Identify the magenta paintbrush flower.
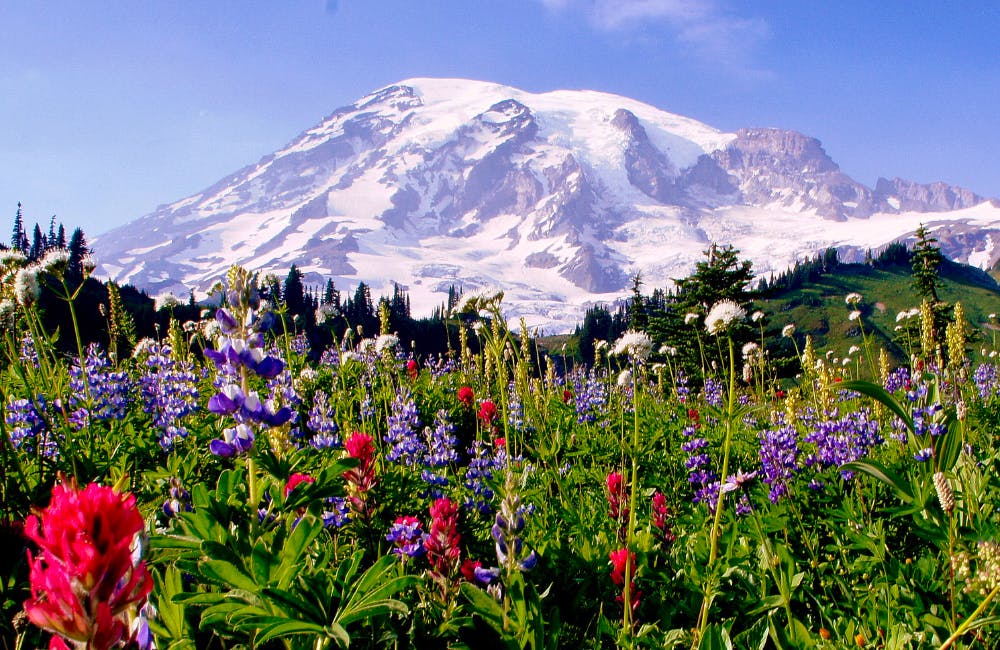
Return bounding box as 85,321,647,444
23,478,152,650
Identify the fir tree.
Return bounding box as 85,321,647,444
674,243,754,311
911,223,943,302
11,202,28,252
29,223,44,261
67,227,90,279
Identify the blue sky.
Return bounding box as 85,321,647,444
2,1,998,238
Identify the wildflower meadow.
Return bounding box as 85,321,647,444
3,251,1000,649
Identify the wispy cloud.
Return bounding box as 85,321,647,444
539,0,770,76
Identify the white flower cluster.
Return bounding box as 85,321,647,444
704,300,745,335
845,292,863,305
612,330,653,361
895,307,921,323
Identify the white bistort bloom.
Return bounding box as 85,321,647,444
617,369,633,387
845,292,863,305
155,293,182,311
751,310,765,322
40,249,71,276
13,267,40,306
612,330,653,360
704,300,745,335
782,324,796,338
848,310,862,321
742,342,760,359
684,312,699,325
375,334,400,354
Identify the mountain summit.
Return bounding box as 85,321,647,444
95,78,1000,331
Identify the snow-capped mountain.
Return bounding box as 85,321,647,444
95,78,1000,332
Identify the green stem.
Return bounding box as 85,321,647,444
695,336,738,645
939,584,1000,650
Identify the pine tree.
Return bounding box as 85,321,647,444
56,224,66,249
911,223,943,302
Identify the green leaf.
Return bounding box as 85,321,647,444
841,459,914,503
246,618,328,645
840,380,914,432
199,559,259,592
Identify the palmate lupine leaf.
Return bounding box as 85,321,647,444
332,552,414,627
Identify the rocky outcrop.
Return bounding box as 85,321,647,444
874,177,987,212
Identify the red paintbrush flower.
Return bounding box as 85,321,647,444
457,386,474,408
23,478,151,650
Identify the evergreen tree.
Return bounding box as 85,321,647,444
56,223,66,249
626,272,647,329
11,202,28,252
29,223,44,261
47,215,57,249
674,243,754,311
911,223,943,302
283,265,306,318
67,227,90,279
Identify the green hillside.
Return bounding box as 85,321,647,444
755,256,1000,370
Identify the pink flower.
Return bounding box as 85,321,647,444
651,491,676,545
284,473,315,498
609,548,641,618
23,479,152,650
406,359,418,381
424,497,461,580
477,400,498,426
343,432,377,519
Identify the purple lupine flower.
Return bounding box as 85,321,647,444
803,408,882,480
682,424,720,507
758,423,800,503
675,369,690,403
913,404,946,437
703,377,723,408
571,368,608,424
884,367,913,394
67,343,132,429
19,333,38,368
322,497,351,528
492,491,537,572
209,423,255,457
5,396,48,451
307,389,340,449
386,516,427,558
420,409,459,495
162,477,192,518
139,342,199,450
464,440,508,514
914,447,933,462
319,347,341,367
384,387,424,465
974,363,1000,400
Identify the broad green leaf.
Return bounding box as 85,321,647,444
841,460,914,503
840,380,913,432
199,559,259,592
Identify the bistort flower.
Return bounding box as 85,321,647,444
705,300,745,335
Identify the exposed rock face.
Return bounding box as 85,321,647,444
874,177,988,212
94,78,998,332
711,128,878,220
